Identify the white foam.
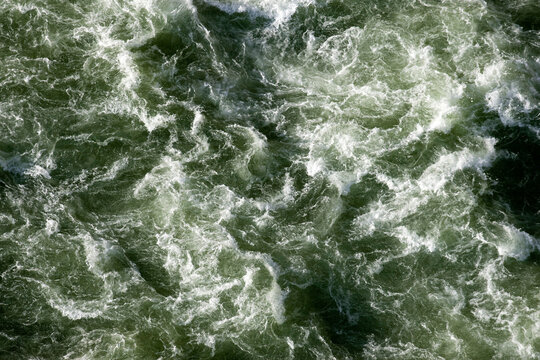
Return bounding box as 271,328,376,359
306,157,324,177
393,226,436,253
116,51,139,90
417,137,496,192
266,280,286,324
24,164,51,179
262,256,287,324
475,61,506,88
328,171,358,196
48,299,104,320
190,109,205,136
133,156,186,198
496,225,539,261
141,112,176,132
45,219,58,235
427,83,465,133
78,158,126,185
473,53,539,129
202,0,312,25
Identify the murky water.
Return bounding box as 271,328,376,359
1,0,539,358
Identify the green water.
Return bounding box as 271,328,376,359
1,0,539,358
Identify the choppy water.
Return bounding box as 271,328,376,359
1,0,539,358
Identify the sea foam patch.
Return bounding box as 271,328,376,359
202,0,312,25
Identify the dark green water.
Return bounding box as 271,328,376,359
1,0,539,358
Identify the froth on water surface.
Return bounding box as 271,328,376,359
0,0,539,358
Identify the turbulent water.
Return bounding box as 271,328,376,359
1,0,539,358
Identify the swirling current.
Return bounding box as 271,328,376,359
1,0,539,359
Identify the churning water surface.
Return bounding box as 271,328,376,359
0,0,539,358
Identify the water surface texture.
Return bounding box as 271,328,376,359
1,0,539,358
